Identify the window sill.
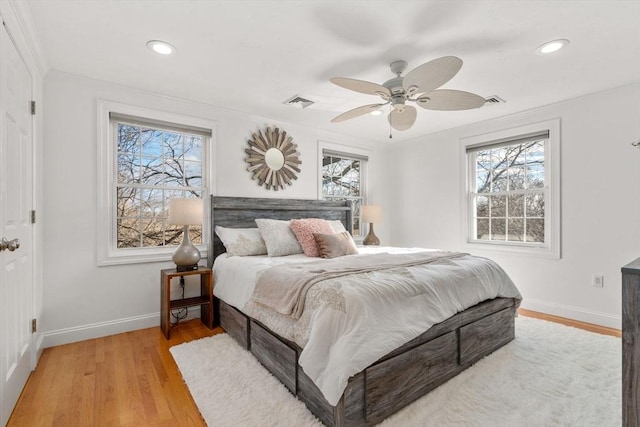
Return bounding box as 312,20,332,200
463,240,560,259
97,246,208,267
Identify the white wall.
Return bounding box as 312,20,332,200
41,70,639,345
41,70,391,347
389,83,640,328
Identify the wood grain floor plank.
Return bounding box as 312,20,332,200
7,311,615,426
9,319,220,426
518,308,621,337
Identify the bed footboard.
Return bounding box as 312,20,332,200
217,297,517,426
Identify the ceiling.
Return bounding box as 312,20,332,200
24,0,640,144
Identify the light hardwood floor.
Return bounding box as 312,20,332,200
8,319,221,426
518,308,621,337
7,310,620,426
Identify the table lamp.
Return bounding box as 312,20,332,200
361,205,381,246
168,198,203,271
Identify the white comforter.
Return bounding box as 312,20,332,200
213,247,521,406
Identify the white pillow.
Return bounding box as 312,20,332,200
255,219,303,257
214,226,267,256
329,220,347,233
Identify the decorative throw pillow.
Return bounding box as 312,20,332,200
290,218,335,257
313,231,359,259
328,220,347,233
255,219,303,257
214,226,267,256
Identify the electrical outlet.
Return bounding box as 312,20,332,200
592,274,604,288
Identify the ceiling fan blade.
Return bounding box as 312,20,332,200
416,89,486,110
330,77,391,98
331,103,386,123
402,56,463,95
388,105,417,131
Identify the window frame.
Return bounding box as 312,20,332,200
460,119,561,258
318,141,371,240
97,100,216,266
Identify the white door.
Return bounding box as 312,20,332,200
0,20,34,426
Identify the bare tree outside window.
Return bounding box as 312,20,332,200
322,154,364,236
115,121,204,248
471,139,546,244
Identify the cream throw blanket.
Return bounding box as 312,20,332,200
250,251,466,319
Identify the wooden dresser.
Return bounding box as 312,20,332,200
622,258,640,427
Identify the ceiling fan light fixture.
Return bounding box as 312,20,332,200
146,40,176,55
330,56,483,132
536,39,569,54
391,98,406,112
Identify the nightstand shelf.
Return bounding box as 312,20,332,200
170,295,210,309
161,267,214,339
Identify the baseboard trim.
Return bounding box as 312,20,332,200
42,313,155,348
519,298,621,330
43,307,204,348
42,300,620,347
42,313,160,348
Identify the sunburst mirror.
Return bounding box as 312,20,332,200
244,126,301,191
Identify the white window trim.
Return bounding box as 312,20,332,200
97,99,217,266
317,141,372,240
459,118,561,258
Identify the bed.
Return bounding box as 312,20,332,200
207,196,521,426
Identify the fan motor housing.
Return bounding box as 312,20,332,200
383,76,405,95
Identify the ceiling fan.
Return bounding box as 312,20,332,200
330,56,485,132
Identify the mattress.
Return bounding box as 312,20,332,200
213,246,438,310
213,246,521,405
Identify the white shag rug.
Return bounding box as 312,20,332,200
169,317,621,427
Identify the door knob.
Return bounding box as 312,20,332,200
0,237,20,252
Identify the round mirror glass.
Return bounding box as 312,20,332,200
264,148,285,171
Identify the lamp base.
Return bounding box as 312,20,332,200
363,223,380,246
173,225,201,271
176,264,199,272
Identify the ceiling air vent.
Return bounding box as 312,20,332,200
484,95,506,105
283,95,315,109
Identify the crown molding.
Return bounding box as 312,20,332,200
1,0,49,77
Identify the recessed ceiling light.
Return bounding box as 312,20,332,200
370,109,383,116
146,40,176,55
536,39,569,54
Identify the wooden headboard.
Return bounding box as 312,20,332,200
208,196,352,267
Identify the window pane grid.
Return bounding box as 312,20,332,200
471,139,546,244
322,156,361,197
322,153,365,236
115,121,204,249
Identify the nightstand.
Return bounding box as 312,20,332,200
160,266,213,339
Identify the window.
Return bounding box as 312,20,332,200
97,101,216,265
320,148,368,237
114,115,206,249
469,134,546,243
461,119,560,258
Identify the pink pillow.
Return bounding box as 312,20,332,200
290,218,335,257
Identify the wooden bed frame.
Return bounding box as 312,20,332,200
207,196,518,426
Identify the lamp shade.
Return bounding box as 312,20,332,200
361,205,382,223
168,198,203,225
